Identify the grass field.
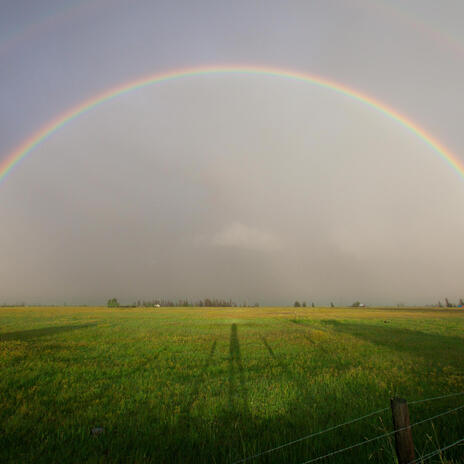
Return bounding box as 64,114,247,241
1,306,463,463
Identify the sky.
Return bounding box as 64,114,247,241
0,0,463,306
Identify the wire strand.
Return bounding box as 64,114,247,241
409,391,464,405
297,404,464,464
231,407,389,463
407,437,464,464
232,393,464,464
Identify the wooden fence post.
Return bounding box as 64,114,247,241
391,397,415,464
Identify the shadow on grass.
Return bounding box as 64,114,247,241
261,335,321,406
99,345,167,383
321,319,464,368
0,323,98,342
229,323,249,415
261,336,277,359
134,335,400,464
3,324,463,464
167,327,252,461
180,340,217,418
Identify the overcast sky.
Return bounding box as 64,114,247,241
1,0,464,305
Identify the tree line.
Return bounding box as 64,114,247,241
107,298,243,308
107,297,464,309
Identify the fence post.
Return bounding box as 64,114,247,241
391,397,415,464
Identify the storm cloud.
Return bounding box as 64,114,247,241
1,0,463,305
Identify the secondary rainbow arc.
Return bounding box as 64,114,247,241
1,65,463,185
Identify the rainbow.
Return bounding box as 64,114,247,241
1,65,463,185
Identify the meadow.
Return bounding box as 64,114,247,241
1,306,463,463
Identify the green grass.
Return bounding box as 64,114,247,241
1,306,463,463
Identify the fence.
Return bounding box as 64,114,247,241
232,391,464,464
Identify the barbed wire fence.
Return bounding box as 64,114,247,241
232,391,464,464
407,437,464,464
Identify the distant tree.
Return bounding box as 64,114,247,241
253,302,260,307
351,301,361,307
294,301,301,307
302,301,307,307
311,302,315,308
330,302,335,308
107,298,120,308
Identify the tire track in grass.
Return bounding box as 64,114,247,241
261,335,316,393
259,335,319,461
258,334,377,462
288,320,331,355
179,339,217,419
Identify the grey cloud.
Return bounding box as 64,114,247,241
211,222,283,252
0,1,463,305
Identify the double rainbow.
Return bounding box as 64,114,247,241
1,65,463,185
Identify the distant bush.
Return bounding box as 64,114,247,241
107,298,120,308
294,301,301,307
